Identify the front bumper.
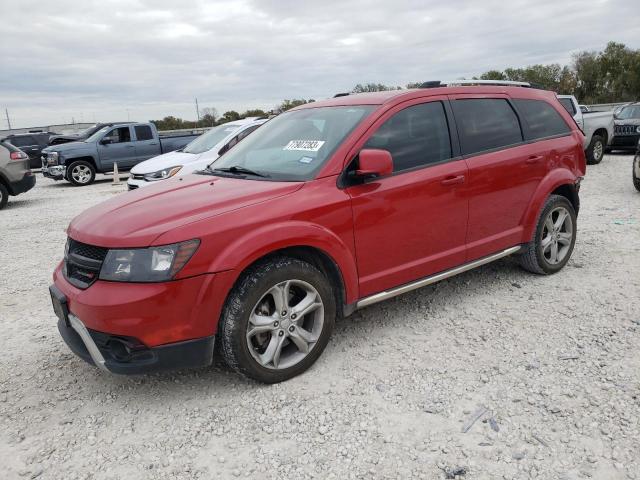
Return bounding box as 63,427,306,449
610,133,640,150
57,315,215,374
126,176,153,190
42,164,66,180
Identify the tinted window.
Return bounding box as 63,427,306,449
134,125,153,141
452,99,523,155
364,102,452,172
104,127,131,143
10,136,36,147
559,98,576,115
514,99,571,139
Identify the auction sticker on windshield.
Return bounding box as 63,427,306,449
283,140,325,152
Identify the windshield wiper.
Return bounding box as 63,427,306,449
211,166,269,178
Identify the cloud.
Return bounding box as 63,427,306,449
0,0,638,128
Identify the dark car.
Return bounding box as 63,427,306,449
48,123,131,146
3,132,53,169
610,103,640,152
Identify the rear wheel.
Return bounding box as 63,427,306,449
633,153,640,192
519,195,577,274
0,183,8,210
219,256,336,383
586,135,605,165
66,160,96,186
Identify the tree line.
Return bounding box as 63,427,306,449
151,42,638,130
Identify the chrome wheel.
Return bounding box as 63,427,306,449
541,206,573,265
247,279,324,370
71,165,92,184
593,140,603,161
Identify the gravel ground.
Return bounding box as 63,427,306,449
1,156,639,480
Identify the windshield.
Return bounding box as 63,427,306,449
183,124,241,154
208,106,375,181
85,126,110,143
617,105,640,120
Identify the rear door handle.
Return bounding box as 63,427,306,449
440,175,465,186
526,155,544,164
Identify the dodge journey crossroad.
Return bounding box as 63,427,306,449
50,82,586,383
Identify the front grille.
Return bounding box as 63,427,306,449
614,124,638,136
64,239,108,289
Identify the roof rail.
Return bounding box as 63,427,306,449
418,79,537,89
333,92,350,98
443,80,532,87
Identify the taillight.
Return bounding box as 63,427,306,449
10,151,27,161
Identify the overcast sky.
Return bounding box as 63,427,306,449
0,0,638,128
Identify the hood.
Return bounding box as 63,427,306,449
67,174,303,247
43,141,89,154
130,150,201,174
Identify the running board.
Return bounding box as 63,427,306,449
356,246,522,309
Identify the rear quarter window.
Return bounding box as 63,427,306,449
451,99,523,156
134,125,154,141
513,99,571,140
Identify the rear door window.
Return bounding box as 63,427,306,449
134,125,154,141
364,101,452,172
451,99,523,156
513,99,571,140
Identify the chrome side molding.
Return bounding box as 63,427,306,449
356,246,522,309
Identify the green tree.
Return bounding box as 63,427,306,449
219,110,241,123
277,99,315,112
352,83,400,93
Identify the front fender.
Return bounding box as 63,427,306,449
206,221,359,305
521,168,578,241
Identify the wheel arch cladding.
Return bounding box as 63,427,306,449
521,169,579,241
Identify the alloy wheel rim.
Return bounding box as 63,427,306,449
541,206,573,265
246,279,324,370
593,141,603,160
72,165,91,184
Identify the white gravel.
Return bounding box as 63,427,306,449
1,156,639,480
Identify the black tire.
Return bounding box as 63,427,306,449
519,194,577,275
219,256,336,383
66,160,96,186
0,182,8,210
633,154,640,192
585,135,605,165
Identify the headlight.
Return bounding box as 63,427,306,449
143,166,182,181
99,239,199,282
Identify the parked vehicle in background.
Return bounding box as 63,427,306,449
579,105,591,113
610,103,640,153
558,95,614,164
0,140,36,210
51,83,586,382
3,132,53,169
633,140,640,192
48,123,130,146
127,117,268,190
41,122,201,186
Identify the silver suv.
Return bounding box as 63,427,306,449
0,140,36,210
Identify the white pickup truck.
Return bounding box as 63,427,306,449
558,95,614,165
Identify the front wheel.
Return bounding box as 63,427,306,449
586,135,605,165
218,257,336,383
633,153,640,192
66,160,96,186
519,195,577,275
0,183,8,210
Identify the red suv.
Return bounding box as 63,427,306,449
50,83,586,383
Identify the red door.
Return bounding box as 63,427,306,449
448,95,547,260
346,99,469,298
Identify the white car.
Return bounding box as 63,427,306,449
127,117,268,190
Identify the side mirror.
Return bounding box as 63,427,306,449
354,149,393,178
100,138,112,145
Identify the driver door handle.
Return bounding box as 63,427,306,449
440,175,465,186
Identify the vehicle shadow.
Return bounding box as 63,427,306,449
56,257,533,398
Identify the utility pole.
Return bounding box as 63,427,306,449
195,98,200,125
5,108,11,130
